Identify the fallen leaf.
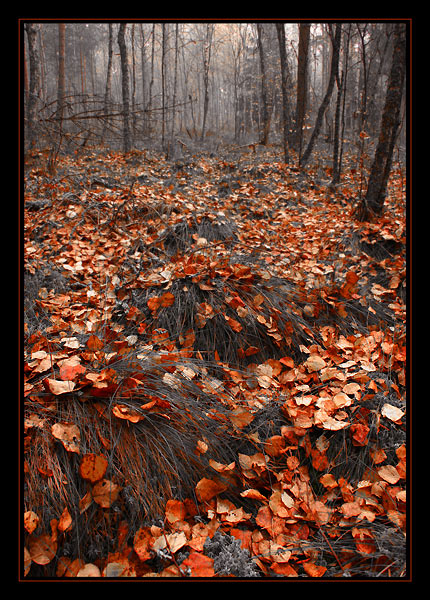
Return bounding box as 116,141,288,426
182,551,215,577
76,563,102,577
43,378,76,395
79,453,108,483
92,479,121,508
381,403,404,422
165,499,187,524
24,511,39,534
195,477,227,502
304,355,327,372
58,506,72,532
378,465,401,484
51,422,81,453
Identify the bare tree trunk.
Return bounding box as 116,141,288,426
201,24,214,141
118,23,131,152
359,24,406,219
161,23,167,150
332,24,351,185
170,23,179,143
24,23,41,148
102,23,113,144
300,23,342,167
256,23,270,145
57,23,66,124
295,23,311,157
276,23,290,164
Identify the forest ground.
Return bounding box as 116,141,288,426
23,142,407,579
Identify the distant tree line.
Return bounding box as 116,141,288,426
23,20,407,218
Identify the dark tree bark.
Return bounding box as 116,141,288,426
332,24,351,185
24,23,41,147
295,23,311,157
276,23,290,164
118,23,131,153
256,23,271,145
300,23,342,167
360,24,406,219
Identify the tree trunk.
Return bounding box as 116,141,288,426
276,23,290,164
57,23,66,124
118,23,131,153
295,23,311,157
256,23,270,145
359,24,406,219
201,24,214,141
300,23,342,167
102,23,113,143
25,23,41,148
332,24,351,185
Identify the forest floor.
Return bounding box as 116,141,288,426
23,143,407,579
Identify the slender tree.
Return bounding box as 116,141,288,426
24,23,41,147
256,23,271,145
276,23,290,163
359,23,406,219
201,24,214,140
102,23,113,143
300,23,342,167
117,23,131,152
57,23,66,124
295,23,311,157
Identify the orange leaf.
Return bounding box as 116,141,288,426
165,499,187,524
304,354,326,372
28,534,57,565
147,296,161,311
133,527,154,562
92,479,121,508
378,465,401,484
160,292,175,307
58,507,72,532
350,423,370,446
43,377,76,395
112,404,145,423
195,477,226,502
87,334,104,351
24,511,39,534
303,561,327,577
224,314,243,332
229,407,254,429
79,453,108,483
181,551,215,577
51,422,80,453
